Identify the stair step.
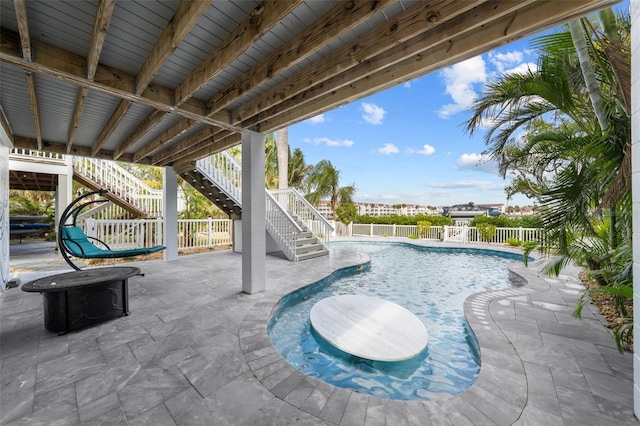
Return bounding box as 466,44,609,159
298,231,313,239
297,248,330,261
296,242,324,254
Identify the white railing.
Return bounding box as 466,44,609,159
346,224,541,245
269,188,334,242
85,218,232,250
196,151,327,260
265,191,302,261
10,148,65,161
194,151,242,205
73,157,163,217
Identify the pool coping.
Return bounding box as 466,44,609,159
238,239,540,424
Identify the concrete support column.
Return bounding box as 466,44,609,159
0,140,10,293
55,157,73,232
631,0,639,418
241,130,266,294
163,166,178,262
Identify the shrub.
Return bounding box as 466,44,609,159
408,234,419,239
506,237,522,247
355,214,452,226
416,221,431,238
477,223,497,242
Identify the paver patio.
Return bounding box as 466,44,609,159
0,239,637,425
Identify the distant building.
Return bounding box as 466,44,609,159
311,200,507,221
311,201,443,219
443,202,501,225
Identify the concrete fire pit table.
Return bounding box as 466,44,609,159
22,266,142,334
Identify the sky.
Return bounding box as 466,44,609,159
286,3,627,208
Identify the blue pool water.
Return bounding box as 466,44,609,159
267,242,525,401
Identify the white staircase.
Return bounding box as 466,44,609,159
186,151,332,262
73,157,164,218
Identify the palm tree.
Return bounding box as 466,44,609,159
276,127,289,189
304,160,355,218
288,148,312,189
264,133,278,189
465,9,631,349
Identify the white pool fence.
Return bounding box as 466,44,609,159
85,218,542,251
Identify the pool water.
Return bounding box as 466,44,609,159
267,242,525,401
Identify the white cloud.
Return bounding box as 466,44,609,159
377,143,399,154
406,144,435,156
403,81,412,88
303,137,354,147
437,56,487,119
489,51,523,73
361,102,386,125
306,114,326,124
503,62,537,76
456,153,499,174
417,144,435,155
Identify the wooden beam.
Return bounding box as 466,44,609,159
103,0,208,159
0,103,14,144
0,28,236,131
148,0,392,168
174,0,302,107
136,0,210,94
68,0,115,153
13,0,30,61
242,0,521,128
150,125,219,166
24,72,42,150
205,0,394,117
231,0,483,124
86,0,116,80
255,0,621,133
113,110,166,160
132,118,196,162
119,0,281,162
67,87,88,153
91,100,130,156
171,133,242,171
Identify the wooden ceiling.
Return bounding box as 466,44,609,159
0,0,619,174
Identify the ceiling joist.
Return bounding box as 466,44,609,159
231,0,487,126
2,0,620,169
67,0,116,153
12,0,30,61
253,0,620,133
100,0,210,159
0,28,235,131
126,0,301,163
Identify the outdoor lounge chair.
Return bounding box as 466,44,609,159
58,189,165,270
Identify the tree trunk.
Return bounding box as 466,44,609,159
569,19,607,132
276,127,288,189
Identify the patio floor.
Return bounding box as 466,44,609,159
1,239,637,425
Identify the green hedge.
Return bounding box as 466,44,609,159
354,214,453,226
469,215,541,228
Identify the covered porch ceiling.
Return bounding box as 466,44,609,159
0,0,619,175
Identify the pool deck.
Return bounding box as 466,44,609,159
1,238,637,425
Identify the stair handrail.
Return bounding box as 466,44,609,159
73,157,163,217
194,151,242,205
265,190,302,262
269,187,334,241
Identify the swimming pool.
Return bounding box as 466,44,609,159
267,241,526,401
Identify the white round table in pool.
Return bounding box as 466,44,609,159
309,295,429,362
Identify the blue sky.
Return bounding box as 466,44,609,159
287,3,627,208
287,41,539,208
